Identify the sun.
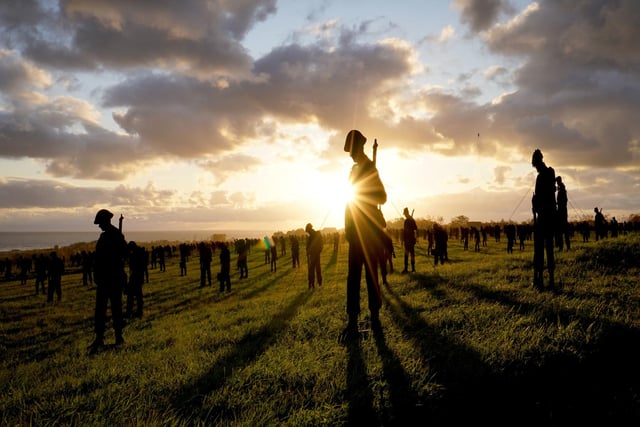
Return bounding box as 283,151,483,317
303,171,354,227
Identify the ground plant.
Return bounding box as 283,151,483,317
1,233,640,426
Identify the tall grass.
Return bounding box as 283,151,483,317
1,234,640,426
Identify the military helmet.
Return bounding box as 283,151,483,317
531,149,543,165
344,129,366,153
94,209,113,224
305,223,313,233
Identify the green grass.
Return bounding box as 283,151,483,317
2,234,640,426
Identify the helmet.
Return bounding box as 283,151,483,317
305,223,313,233
531,149,543,165
94,209,113,224
344,129,366,153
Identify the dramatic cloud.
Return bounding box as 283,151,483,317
454,0,515,33
0,1,638,231
0,178,174,208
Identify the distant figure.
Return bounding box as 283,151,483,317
305,223,323,289
518,225,527,251
531,149,557,292
401,207,417,273
47,251,64,302
270,237,278,272
179,243,189,277
433,223,448,266
380,230,395,286
594,207,606,240
81,250,93,286
342,129,387,340
610,216,619,238
218,242,231,292
237,240,249,279
555,176,570,251
34,253,47,295
18,256,28,285
290,235,300,268
126,241,145,318
198,242,212,286
264,238,271,265
505,224,516,254
473,226,481,252
88,209,128,354
157,246,166,272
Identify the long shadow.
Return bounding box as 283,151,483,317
345,339,378,426
397,273,640,424
383,284,496,424
371,326,423,425
172,289,312,422
454,279,640,418
324,247,339,270
240,268,291,300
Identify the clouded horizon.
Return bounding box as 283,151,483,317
1,0,638,232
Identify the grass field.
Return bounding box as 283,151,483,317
1,233,640,426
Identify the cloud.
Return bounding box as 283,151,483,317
438,25,456,43
0,49,52,96
1,0,639,228
2,0,278,75
0,178,174,208
454,0,515,33
197,154,263,184
475,0,640,168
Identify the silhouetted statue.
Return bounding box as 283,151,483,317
531,149,557,292
433,223,448,265
305,223,323,289
594,207,606,240
88,209,127,354
81,250,93,286
401,207,417,273
426,229,434,255
47,251,64,302
237,239,249,279
290,235,300,268
198,242,212,286
270,236,278,272
179,243,189,277
34,253,47,295
505,224,516,254
380,230,395,286
264,237,271,264
610,216,619,238
218,242,231,292
473,226,481,252
555,176,570,251
342,129,387,340
126,241,145,318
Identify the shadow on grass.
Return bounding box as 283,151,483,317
371,325,423,426
389,272,640,425
172,289,313,422
344,338,378,426
240,268,291,300
383,283,496,425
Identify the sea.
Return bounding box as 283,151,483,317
0,230,270,253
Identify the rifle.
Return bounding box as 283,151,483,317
373,138,378,166
119,214,124,233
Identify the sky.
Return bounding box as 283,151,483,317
0,0,639,233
